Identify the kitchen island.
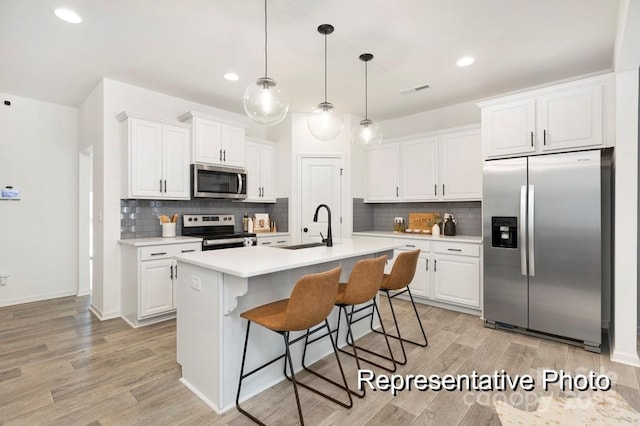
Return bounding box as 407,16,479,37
174,238,398,413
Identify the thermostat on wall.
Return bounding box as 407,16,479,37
1,186,20,200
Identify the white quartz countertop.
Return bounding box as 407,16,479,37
118,236,203,247
174,238,399,278
353,231,482,244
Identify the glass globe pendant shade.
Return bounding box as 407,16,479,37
307,102,343,141
243,77,289,126
351,119,382,151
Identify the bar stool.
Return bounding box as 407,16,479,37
235,266,351,426
371,249,428,365
302,255,395,398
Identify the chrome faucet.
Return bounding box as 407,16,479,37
313,204,333,247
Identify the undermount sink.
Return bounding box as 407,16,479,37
277,242,327,250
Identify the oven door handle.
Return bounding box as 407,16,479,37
237,173,243,195
203,237,246,247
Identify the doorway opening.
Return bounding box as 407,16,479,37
78,147,93,296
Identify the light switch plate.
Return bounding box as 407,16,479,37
191,277,201,291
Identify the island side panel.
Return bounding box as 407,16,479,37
176,262,225,411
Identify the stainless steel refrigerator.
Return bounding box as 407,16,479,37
483,149,611,352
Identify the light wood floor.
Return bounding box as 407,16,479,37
1,296,640,425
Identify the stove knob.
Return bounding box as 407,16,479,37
187,217,192,222
194,217,198,222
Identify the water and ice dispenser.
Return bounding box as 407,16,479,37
491,217,518,249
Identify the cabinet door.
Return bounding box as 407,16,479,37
139,259,174,318
257,235,289,246
244,142,261,201
162,125,191,199
402,137,438,201
433,255,480,307
193,118,222,164
130,119,163,198
440,129,482,200
537,84,603,152
482,99,536,158
366,144,400,201
221,125,246,167
385,250,431,299
260,144,276,201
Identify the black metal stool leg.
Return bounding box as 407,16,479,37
340,301,397,373
236,321,267,426
283,331,305,426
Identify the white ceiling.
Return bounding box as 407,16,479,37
0,0,619,121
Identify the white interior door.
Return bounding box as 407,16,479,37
300,157,342,244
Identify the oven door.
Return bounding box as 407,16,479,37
192,164,247,199
202,237,246,251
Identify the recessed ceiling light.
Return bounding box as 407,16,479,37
54,8,82,24
224,73,239,81
456,56,475,67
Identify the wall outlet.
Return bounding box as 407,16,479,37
0,274,9,286
191,277,201,291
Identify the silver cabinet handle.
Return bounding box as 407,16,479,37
160,179,163,193
530,131,534,147
442,184,445,196
396,186,399,197
277,240,286,244
219,149,223,161
174,264,178,279
170,265,174,280
405,244,416,248
528,184,535,277
150,252,167,256
520,185,527,276
426,259,429,271
434,184,437,196
262,241,272,245
163,179,167,193
223,150,226,162
543,130,547,146
434,259,437,272
181,249,196,253
447,248,462,252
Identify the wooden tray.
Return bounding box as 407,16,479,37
407,212,440,232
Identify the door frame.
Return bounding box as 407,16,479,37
294,154,348,245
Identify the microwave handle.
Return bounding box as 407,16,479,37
237,173,243,194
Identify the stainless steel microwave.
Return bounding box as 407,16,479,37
191,164,247,199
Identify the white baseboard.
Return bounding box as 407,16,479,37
89,304,120,321
76,288,91,297
611,348,640,367
0,290,77,307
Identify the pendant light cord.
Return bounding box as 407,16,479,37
364,60,368,120
264,0,268,78
324,32,328,103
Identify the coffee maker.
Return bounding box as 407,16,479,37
443,213,456,236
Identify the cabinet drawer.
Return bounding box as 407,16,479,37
393,238,431,252
139,243,201,261
258,236,290,246
433,242,480,257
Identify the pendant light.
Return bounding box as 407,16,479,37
307,24,343,141
243,0,289,126
351,53,382,150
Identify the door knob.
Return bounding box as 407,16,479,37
303,227,309,233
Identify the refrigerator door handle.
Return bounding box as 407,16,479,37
520,185,527,276
528,184,535,276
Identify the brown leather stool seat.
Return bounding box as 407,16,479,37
301,255,396,399
371,249,428,365
235,267,352,425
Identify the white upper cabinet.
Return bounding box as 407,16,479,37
440,128,482,200
366,144,400,201
365,125,482,202
402,137,439,201
478,74,613,159
245,138,277,203
178,111,246,167
118,112,191,200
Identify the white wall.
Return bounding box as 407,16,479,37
379,100,480,140
88,78,264,319
0,93,79,306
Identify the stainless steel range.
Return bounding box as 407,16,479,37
182,214,256,250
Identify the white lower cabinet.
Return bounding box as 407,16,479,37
355,234,482,314
121,240,201,327
256,234,290,247
432,254,480,308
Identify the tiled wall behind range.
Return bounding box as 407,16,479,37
120,198,289,239
353,198,482,236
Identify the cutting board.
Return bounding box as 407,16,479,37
407,212,440,232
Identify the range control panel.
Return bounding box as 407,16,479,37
183,214,235,227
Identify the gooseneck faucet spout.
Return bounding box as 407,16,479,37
313,204,333,247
